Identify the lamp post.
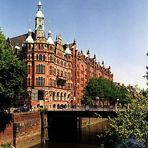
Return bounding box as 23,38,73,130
27,91,32,110
74,97,76,109
96,97,99,109
116,98,119,111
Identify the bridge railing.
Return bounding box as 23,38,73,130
47,105,119,111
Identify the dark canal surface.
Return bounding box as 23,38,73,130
31,118,109,148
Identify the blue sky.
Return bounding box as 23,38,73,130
0,0,148,89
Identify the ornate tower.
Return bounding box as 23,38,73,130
35,0,45,39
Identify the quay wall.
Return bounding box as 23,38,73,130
0,112,41,147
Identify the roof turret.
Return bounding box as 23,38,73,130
47,30,54,45
25,29,34,43
65,43,71,55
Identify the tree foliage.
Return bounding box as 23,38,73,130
99,91,148,148
0,29,26,110
84,77,131,104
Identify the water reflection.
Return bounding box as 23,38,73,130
31,118,109,148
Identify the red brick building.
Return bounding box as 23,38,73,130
9,1,113,109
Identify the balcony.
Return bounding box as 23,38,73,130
57,75,67,81
57,75,66,86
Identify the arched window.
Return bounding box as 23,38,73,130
54,58,56,63
68,63,71,68
39,54,43,61
50,66,53,75
57,92,59,100
36,54,39,60
57,59,59,65
50,56,52,62
50,78,52,87
61,61,63,66
28,65,31,74
54,68,56,75
67,94,70,99
41,44,44,49
43,55,45,61
38,90,44,100
27,78,31,86
61,93,63,100
36,77,45,86
61,71,63,77
64,93,66,100
53,92,55,100
36,64,45,74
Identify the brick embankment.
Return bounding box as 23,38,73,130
0,112,41,148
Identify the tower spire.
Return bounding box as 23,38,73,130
38,1,42,11
35,0,45,38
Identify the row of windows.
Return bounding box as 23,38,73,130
33,77,72,88
28,64,72,77
35,44,53,50
31,53,71,69
50,81,71,89
36,54,70,67
36,54,53,61
36,54,45,61
49,66,71,79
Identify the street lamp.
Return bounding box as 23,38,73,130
95,97,99,109
116,98,119,111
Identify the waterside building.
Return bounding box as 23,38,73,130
9,1,113,109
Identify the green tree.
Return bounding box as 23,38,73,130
0,29,26,110
99,92,148,148
84,77,131,105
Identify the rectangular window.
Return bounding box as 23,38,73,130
36,77,45,86
50,66,52,75
36,64,45,74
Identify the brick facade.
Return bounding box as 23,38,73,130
9,1,113,109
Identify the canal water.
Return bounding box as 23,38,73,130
31,118,109,148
